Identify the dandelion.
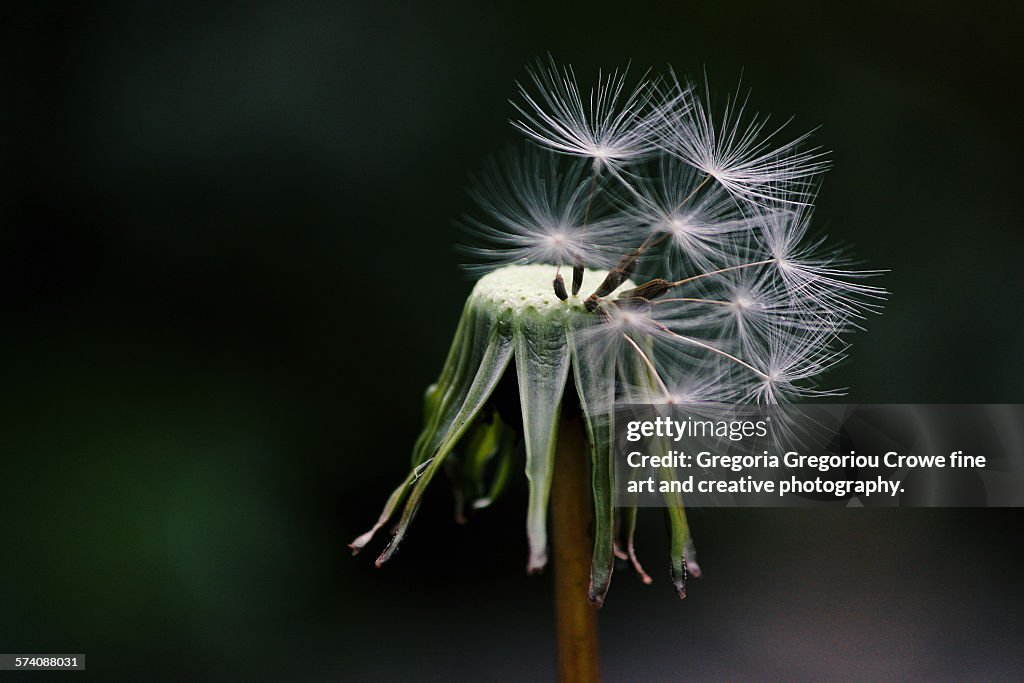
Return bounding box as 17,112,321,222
352,59,887,683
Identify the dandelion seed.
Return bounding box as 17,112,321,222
657,72,831,207
459,145,628,275
742,327,849,404
756,202,889,323
511,57,667,173
620,155,761,273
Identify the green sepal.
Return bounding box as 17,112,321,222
472,422,517,511
620,334,696,598
376,314,514,566
568,321,616,607
447,410,518,522
515,315,572,573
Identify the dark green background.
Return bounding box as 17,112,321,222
2,1,1022,680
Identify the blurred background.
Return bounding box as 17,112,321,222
2,1,1022,680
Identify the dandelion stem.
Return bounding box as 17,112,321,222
653,297,732,306
671,172,713,214
551,412,601,683
654,322,769,379
573,170,602,295
581,169,600,227
621,334,671,399
669,259,774,288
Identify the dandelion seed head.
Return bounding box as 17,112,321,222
357,58,887,590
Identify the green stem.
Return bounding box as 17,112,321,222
551,412,601,683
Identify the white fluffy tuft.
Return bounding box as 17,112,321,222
458,59,887,406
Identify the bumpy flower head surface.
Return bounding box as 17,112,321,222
353,59,887,606
470,264,633,317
